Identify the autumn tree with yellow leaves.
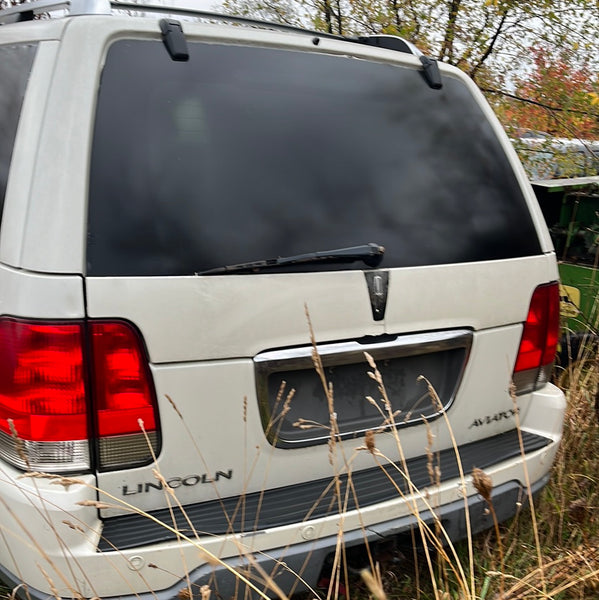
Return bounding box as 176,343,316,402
223,0,597,82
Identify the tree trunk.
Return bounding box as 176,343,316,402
322,0,333,33
441,0,461,63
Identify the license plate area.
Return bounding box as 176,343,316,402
254,329,472,448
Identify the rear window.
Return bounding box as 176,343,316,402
88,39,542,276
0,43,37,223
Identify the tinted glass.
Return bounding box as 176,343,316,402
0,43,37,222
88,40,542,276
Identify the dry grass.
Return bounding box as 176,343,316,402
376,336,599,600
0,327,598,600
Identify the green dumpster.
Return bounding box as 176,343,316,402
531,176,599,359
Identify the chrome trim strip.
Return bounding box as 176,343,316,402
254,329,472,372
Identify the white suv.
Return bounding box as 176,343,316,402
0,1,565,598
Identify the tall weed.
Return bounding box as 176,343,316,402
0,321,598,600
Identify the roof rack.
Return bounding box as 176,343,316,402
0,0,440,82
0,0,333,29
0,0,412,52
0,0,106,22
0,0,442,86
0,0,353,44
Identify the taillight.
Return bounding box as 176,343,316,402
90,321,159,470
513,282,560,395
0,317,159,472
0,319,89,471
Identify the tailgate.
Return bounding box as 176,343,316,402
87,254,557,517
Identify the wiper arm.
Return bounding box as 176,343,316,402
197,243,385,275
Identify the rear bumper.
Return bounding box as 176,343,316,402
0,475,549,600
98,429,550,551
167,475,549,600
189,475,549,600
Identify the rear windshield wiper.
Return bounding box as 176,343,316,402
197,243,385,275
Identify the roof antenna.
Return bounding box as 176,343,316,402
160,19,189,62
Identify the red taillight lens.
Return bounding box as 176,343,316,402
513,282,560,394
0,317,159,472
90,320,159,470
0,319,87,442
90,321,156,437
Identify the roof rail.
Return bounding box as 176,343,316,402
0,0,337,30
0,0,422,63
0,0,341,35
0,0,111,23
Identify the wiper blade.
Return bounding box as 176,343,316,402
197,243,385,275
